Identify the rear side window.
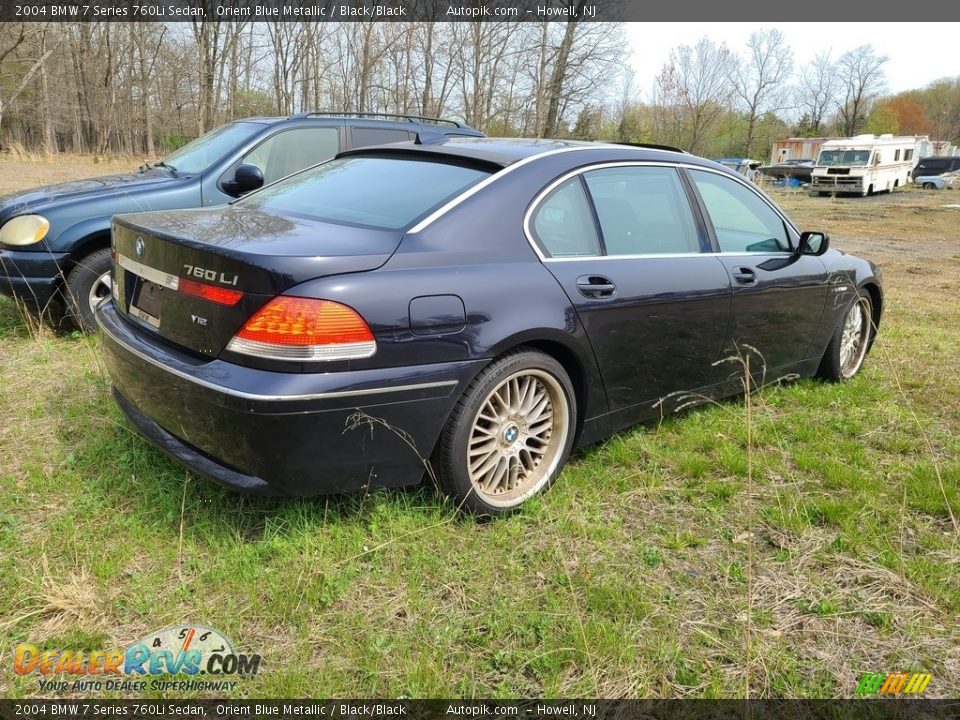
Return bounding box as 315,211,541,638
689,170,790,253
239,156,490,230
583,166,700,255
531,178,601,258
352,128,415,146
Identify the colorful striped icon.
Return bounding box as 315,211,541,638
856,672,932,695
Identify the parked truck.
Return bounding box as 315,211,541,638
810,135,920,196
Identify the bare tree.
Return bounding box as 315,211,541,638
0,23,54,138
132,23,166,157
795,51,837,135
733,29,792,157
0,19,629,151
658,38,735,154
834,44,887,137
267,21,305,114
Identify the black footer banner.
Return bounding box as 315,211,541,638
2,700,960,720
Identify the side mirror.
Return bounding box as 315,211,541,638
225,164,264,196
798,231,830,256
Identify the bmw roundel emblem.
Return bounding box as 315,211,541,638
135,236,145,258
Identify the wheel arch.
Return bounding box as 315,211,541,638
522,338,589,444
48,217,113,281
65,230,111,269
482,330,599,446
860,280,883,340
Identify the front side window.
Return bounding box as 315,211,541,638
242,127,340,185
162,122,263,175
583,166,700,255
239,156,491,230
689,170,790,253
530,178,601,258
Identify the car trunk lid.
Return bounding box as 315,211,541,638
111,206,399,357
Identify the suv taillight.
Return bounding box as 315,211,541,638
225,296,376,361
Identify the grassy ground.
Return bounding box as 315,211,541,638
0,157,958,699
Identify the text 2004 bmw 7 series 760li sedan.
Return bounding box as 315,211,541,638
97,137,883,515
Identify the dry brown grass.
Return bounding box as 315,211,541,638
0,152,140,194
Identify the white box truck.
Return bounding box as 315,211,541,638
810,134,919,196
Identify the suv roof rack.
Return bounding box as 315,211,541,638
612,141,686,154
292,111,464,129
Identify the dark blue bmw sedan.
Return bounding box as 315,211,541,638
97,138,883,515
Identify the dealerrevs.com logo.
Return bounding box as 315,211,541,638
14,625,261,693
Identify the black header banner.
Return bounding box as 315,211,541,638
1,0,956,22
3,700,960,720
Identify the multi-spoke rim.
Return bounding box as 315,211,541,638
839,297,870,378
87,271,112,314
467,369,569,506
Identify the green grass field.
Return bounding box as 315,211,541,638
0,158,957,698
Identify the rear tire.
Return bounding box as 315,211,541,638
922,182,935,190
65,248,112,333
817,289,874,382
437,348,576,516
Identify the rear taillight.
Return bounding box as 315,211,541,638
225,296,376,361
178,277,243,306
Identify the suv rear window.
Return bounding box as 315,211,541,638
239,156,491,230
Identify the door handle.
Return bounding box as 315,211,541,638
576,275,617,299
732,266,757,286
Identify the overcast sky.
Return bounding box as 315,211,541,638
623,22,956,100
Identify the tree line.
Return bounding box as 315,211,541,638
1,21,958,160
617,31,960,159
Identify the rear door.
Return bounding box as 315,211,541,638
686,168,828,374
533,164,732,416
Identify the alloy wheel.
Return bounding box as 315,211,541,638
466,369,569,506
839,297,870,378
87,271,112,315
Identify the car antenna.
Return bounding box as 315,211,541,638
415,129,448,145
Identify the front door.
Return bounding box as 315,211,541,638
686,168,829,376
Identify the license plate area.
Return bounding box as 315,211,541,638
130,279,164,328
116,253,179,329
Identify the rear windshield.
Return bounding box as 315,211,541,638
238,156,492,230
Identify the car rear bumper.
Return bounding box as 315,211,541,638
0,247,69,308
97,300,484,496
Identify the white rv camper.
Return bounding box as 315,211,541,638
810,135,919,196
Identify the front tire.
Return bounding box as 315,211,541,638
438,348,576,515
65,248,112,332
818,290,874,381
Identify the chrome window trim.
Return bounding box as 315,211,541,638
99,318,457,403
543,252,755,263
523,161,800,262
407,145,606,234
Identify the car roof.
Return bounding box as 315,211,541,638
338,137,696,168
235,115,483,136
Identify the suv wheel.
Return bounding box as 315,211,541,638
65,248,112,332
